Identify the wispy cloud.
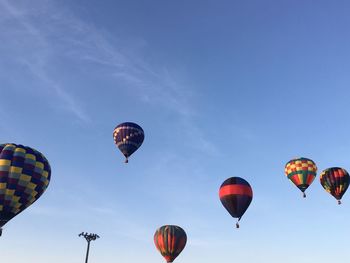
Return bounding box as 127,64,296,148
0,0,90,122
44,1,216,154
21,58,90,122
0,0,217,153
50,11,195,118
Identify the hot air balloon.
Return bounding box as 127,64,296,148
219,177,253,228
285,157,317,198
154,225,187,263
320,167,349,204
113,122,144,163
0,143,51,235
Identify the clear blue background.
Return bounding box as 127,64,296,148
1,0,350,262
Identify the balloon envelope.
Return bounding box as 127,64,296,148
154,225,187,263
0,143,51,228
219,177,253,225
285,157,317,196
320,167,349,203
113,122,144,163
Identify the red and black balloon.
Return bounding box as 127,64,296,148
219,177,253,228
320,167,349,204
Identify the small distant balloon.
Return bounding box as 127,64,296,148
320,167,349,204
0,143,51,232
154,225,187,263
113,122,144,163
285,157,317,198
219,177,253,228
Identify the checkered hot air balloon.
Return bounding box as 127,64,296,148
113,122,144,163
320,167,349,204
154,225,187,263
0,143,51,234
285,157,317,198
219,177,253,228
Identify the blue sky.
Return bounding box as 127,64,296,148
1,0,350,262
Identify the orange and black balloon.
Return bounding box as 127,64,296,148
219,177,253,228
320,167,349,204
154,225,187,263
285,157,317,198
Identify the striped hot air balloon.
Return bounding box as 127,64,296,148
154,225,187,263
285,157,317,198
113,122,144,163
219,177,253,228
320,167,349,204
0,143,51,234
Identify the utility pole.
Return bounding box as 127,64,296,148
79,232,100,263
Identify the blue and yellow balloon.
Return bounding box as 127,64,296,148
0,143,51,235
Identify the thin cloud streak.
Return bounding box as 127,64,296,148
20,58,90,122
59,16,195,118
0,0,90,123
0,0,217,153
45,1,216,154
